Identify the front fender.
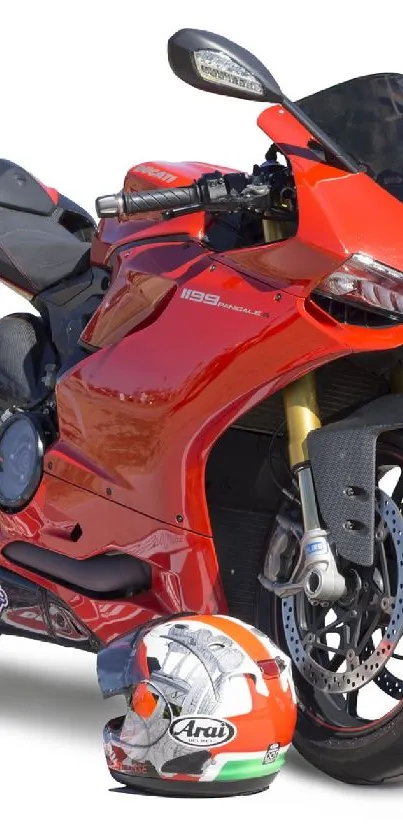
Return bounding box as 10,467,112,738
307,394,403,566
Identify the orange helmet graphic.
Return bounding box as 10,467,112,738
97,614,297,796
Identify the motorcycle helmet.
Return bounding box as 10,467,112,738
97,614,297,796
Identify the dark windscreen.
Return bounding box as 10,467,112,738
297,73,403,201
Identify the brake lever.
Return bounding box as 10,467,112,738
162,203,204,220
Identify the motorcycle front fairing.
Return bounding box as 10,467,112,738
298,72,403,203
221,93,403,292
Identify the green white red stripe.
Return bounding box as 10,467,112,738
201,745,290,782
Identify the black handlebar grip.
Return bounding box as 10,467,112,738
122,185,200,215
95,185,200,218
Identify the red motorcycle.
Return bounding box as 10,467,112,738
1,27,403,785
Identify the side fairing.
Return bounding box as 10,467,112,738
51,244,354,534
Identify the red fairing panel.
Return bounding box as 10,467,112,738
45,260,343,535
0,473,226,644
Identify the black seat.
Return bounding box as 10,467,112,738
0,160,92,294
0,159,56,216
0,207,91,294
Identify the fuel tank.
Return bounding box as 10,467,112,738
90,160,243,264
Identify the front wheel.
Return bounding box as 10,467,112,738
257,438,403,785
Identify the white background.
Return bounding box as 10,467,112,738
2,1,403,836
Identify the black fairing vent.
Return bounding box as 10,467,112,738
3,542,152,598
311,292,403,328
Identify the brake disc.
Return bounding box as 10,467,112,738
282,489,403,693
374,667,403,700
363,639,403,701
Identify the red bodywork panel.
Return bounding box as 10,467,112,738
3,114,403,645
0,473,225,644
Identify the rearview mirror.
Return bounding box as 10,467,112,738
167,28,284,104
167,28,359,175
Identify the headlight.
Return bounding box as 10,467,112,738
316,253,403,320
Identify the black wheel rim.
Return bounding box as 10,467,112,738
271,442,403,735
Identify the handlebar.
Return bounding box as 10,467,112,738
96,185,200,218
95,171,273,220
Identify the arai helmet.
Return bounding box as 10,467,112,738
97,614,296,796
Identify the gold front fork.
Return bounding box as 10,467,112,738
262,219,295,245
280,372,346,598
282,372,322,469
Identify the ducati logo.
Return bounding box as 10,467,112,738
132,164,178,184
169,716,236,748
0,585,8,616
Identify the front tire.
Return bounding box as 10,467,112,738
259,589,403,785
257,438,403,785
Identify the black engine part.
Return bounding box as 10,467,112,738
34,266,110,364
207,427,289,622
0,312,58,410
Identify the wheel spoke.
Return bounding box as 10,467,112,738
346,690,358,716
378,541,391,597
305,605,329,634
392,651,403,661
341,623,351,646
355,611,381,657
326,653,346,672
351,610,363,648
315,618,343,637
392,471,403,507
312,641,344,655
